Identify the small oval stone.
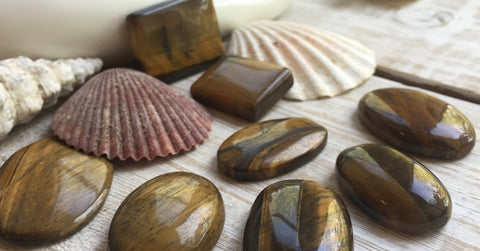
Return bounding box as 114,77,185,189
0,138,113,244
358,88,476,159
109,172,225,251
244,180,353,251
336,144,452,234
217,118,327,180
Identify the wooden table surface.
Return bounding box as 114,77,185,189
0,0,479,250
281,0,480,104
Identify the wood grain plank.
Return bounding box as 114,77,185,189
1,0,480,249
280,0,480,103
0,74,478,250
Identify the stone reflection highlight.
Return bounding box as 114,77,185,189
336,144,452,234
127,0,224,76
218,118,327,181
191,56,293,122
109,172,224,251
244,180,353,250
0,138,113,244
358,88,475,159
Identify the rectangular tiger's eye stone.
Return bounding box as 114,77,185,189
126,0,224,76
191,56,293,122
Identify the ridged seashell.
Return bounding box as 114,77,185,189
227,21,376,101
51,68,213,161
0,56,102,140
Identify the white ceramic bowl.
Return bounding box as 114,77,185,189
0,0,291,66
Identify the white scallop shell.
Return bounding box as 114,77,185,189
227,21,376,101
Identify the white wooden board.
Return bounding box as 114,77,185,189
1,0,480,250
0,75,478,250
280,0,480,103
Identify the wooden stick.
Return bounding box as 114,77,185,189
375,66,480,104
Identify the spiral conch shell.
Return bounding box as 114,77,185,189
227,21,376,101
0,56,102,140
52,68,213,161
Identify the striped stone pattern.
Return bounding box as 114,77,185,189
336,144,452,233
109,172,225,251
217,118,327,180
244,180,353,251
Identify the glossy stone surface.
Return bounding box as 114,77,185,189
358,88,476,159
217,118,327,180
244,180,353,251
126,0,224,76
191,56,293,122
0,138,113,244
109,172,224,251
336,144,452,234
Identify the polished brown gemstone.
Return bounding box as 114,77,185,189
126,0,224,76
217,118,327,180
244,180,353,251
358,88,476,159
0,138,113,244
109,172,225,251
191,56,293,121
336,144,452,234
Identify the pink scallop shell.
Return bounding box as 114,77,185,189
51,68,213,161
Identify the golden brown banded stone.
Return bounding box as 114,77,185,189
244,180,353,251
109,172,224,251
191,56,293,122
126,0,224,77
0,138,113,244
336,144,452,234
217,118,327,181
358,88,476,159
